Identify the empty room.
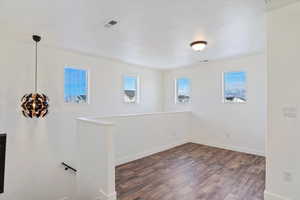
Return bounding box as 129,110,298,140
0,0,299,200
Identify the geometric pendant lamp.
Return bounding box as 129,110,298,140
21,35,49,118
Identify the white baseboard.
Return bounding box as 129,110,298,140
96,190,117,200
116,139,189,165
193,139,265,156
264,191,289,200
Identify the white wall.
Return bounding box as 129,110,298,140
76,118,116,200
164,54,267,156
0,39,163,200
97,111,191,165
266,2,300,199
75,111,190,200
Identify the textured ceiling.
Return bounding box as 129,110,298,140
0,0,267,69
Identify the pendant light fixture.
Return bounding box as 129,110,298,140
21,35,49,118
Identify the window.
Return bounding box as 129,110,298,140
123,76,139,103
223,71,246,103
64,67,88,103
176,78,191,103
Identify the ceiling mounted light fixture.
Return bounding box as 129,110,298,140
104,20,118,28
190,41,208,51
21,35,49,118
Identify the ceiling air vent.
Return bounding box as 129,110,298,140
200,60,209,63
104,20,118,28
265,0,272,5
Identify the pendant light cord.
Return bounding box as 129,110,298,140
35,41,38,93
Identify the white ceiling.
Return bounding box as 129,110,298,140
266,0,300,10
0,0,267,69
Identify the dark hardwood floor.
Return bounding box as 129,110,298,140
116,143,265,200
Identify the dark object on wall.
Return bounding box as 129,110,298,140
21,35,49,118
0,134,6,194
62,162,77,173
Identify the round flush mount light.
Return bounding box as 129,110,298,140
190,41,208,51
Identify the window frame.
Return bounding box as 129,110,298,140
64,66,90,104
175,77,191,104
222,71,247,104
122,75,140,104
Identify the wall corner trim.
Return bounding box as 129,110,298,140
264,190,290,200
193,140,265,157
96,190,117,200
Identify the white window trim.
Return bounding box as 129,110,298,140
175,77,191,104
122,75,140,104
64,66,90,105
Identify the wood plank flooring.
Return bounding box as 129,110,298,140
116,143,265,200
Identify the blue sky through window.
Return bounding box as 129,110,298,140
123,76,138,103
64,68,88,103
124,76,137,91
177,78,190,95
224,71,246,102
176,78,190,103
224,72,246,89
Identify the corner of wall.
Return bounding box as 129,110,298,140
161,70,168,112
